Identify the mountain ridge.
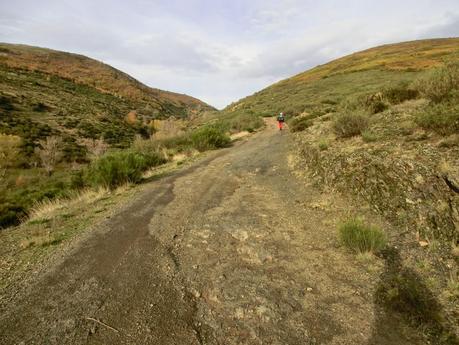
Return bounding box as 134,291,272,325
0,42,213,112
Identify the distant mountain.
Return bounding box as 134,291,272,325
223,38,459,117
0,43,214,152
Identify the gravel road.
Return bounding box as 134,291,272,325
0,121,422,344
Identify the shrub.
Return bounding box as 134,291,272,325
218,113,264,133
318,139,329,151
190,126,231,152
333,113,369,138
339,218,387,253
382,85,419,104
415,98,459,135
366,98,388,114
0,203,25,228
289,117,313,132
86,150,166,188
414,62,459,102
341,93,387,114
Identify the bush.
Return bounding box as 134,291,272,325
190,126,231,152
368,100,388,114
415,97,459,135
333,113,369,138
318,139,329,151
219,113,264,133
339,218,387,254
382,85,419,104
289,117,313,132
86,151,166,188
414,62,459,102
0,203,25,228
341,93,387,114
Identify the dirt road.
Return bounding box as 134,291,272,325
0,122,420,344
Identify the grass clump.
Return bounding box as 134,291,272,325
289,116,313,132
333,113,369,138
338,218,387,254
86,151,166,189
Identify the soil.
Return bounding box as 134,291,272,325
0,120,430,344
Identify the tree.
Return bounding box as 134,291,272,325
35,136,62,176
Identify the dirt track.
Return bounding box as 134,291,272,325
0,121,425,344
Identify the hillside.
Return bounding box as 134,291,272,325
0,43,214,151
0,43,216,229
222,38,459,342
223,38,459,117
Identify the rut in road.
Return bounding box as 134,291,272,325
0,122,421,344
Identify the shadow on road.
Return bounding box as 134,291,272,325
368,247,459,345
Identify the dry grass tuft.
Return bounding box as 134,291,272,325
27,188,109,222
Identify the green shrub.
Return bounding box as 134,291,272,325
333,113,369,138
190,126,231,151
339,218,387,253
70,171,85,189
318,139,329,150
86,151,166,188
216,112,264,133
289,117,313,132
0,203,25,228
341,94,387,114
414,62,459,102
415,97,459,135
366,99,388,114
382,85,419,104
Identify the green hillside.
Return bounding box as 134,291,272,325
223,38,459,118
222,38,459,340
0,43,216,228
0,43,214,151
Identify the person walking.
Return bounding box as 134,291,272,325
277,112,285,130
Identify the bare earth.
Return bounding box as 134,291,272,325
0,121,423,344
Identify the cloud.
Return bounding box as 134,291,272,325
0,0,459,108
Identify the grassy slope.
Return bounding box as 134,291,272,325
0,43,213,113
223,38,459,116
223,38,459,341
0,43,214,150
0,43,215,228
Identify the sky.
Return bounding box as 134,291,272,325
1,0,459,108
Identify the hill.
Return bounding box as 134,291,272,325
223,38,459,117
224,38,459,340
0,43,214,151
0,43,216,229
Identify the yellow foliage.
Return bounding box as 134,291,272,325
125,110,138,124
0,133,22,168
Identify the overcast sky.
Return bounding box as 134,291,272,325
1,0,459,108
